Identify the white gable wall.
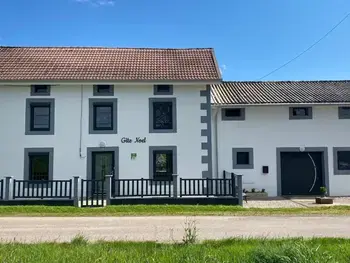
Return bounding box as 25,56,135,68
0,84,208,181
213,105,350,196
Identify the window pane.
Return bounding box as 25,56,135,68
225,109,242,117
293,107,308,116
338,151,350,170
97,85,111,93
29,153,49,180
237,152,250,165
154,150,173,179
94,105,112,129
153,102,173,130
156,85,170,93
31,105,50,130
34,85,49,94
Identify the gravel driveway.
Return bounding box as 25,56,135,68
1,216,350,243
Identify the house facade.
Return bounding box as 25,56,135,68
1,46,350,198
211,81,350,196
0,47,221,188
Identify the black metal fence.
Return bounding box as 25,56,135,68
80,179,105,207
0,179,3,200
180,177,236,197
113,178,172,198
12,179,72,199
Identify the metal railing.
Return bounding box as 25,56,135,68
80,179,105,207
180,177,236,197
12,179,72,199
113,178,172,198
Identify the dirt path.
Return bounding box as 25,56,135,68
1,216,350,243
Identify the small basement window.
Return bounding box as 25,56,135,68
339,107,350,119
31,85,50,96
289,107,312,119
222,108,245,121
154,85,173,95
333,147,350,175
93,85,114,96
232,148,254,169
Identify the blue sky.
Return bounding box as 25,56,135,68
0,0,349,81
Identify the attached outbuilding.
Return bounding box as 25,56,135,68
211,80,350,197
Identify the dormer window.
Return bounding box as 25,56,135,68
31,85,50,96
154,85,173,95
93,85,114,96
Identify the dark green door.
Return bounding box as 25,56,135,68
92,152,114,194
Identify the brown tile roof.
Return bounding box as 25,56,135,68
0,46,221,81
211,81,350,105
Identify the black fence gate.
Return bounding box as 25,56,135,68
80,179,105,207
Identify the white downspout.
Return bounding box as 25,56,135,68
213,107,219,178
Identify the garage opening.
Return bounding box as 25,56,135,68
279,151,326,196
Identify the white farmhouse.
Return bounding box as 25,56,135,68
0,46,221,198
1,46,349,198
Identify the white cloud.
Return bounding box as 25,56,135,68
220,64,227,75
74,0,115,6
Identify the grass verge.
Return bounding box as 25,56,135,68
0,205,349,216
0,238,349,262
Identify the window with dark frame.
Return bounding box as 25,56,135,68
339,107,350,119
153,101,173,130
156,85,171,93
30,103,51,131
32,85,50,95
153,150,173,180
96,85,112,94
225,108,243,118
28,152,50,180
93,103,113,130
236,152,250,165
292,107,310,117
337,151,350,171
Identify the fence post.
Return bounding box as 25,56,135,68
172,174,178,198
236,174,243,206
105,175,112,206
4,176,13,201
73,176,80,207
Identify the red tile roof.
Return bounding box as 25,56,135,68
0,46,221,81
212,81,350,105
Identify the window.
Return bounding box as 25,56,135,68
289,107,312,119
149,146,177,181
232,148,254,169
25,99,55,135
222,108,245,120
153,85,173,95
149,98,177,133
89,99,118,134
93,85,114,96
94,104,113,130
24,148,54,180
339,107,350,119
31,85,50,96
333,147,350,175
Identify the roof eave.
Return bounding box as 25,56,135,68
212,102,350,107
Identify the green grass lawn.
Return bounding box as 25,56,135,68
0,205,350,216
1,238,349,263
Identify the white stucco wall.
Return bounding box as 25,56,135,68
0,84,208,181
213,105,350,196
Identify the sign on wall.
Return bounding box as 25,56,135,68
121,137,147,143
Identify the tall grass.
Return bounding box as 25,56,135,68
0,238,349,263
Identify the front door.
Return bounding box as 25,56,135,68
92,151,114,194
281,152,324,195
